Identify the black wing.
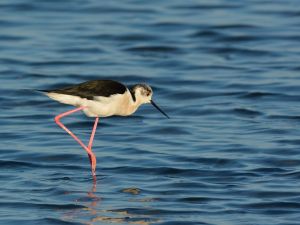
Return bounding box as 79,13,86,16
46,80,127,100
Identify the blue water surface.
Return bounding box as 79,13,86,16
1,0,300,224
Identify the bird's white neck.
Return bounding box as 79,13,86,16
127,96,144,115
114,90,143,116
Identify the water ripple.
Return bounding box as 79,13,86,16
1,0,300,225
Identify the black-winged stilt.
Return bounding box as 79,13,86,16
41,80,169,177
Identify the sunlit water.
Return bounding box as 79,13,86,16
1,0,300,224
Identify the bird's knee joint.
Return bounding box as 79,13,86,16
54,115,61,123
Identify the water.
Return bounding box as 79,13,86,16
1,0,300,224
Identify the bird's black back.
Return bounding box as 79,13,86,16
46,80,127,100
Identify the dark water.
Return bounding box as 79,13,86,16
1,0,300,224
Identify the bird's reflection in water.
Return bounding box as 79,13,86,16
61,175,100,221
62,177,159,225
86,175,100,209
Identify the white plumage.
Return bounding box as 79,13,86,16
46,89,140,117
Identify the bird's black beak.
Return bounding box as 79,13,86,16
151,100,170,119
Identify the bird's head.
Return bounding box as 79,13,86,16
130,84,169,118
131,84,153,104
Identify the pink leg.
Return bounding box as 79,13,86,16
88,117,99,149
54,106,97,176
87,117,99,177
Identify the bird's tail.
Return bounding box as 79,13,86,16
35,89,51,94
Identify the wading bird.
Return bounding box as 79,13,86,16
41,80,169,177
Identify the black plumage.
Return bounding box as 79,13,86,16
44,80,127,100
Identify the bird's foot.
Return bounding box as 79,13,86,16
89,152,97,177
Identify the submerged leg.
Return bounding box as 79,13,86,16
54,106,97,176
